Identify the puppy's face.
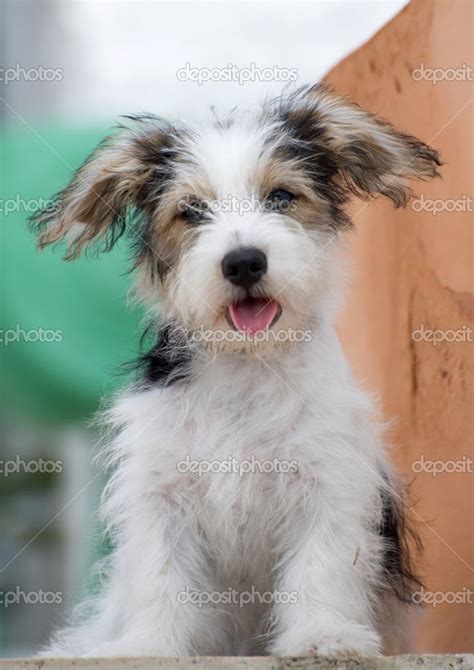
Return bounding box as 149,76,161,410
32,85,440,353
144,119,340,348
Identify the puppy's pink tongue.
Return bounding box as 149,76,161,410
228,298,279,333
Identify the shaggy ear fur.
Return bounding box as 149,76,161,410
30,118,172,259
279,84,441,207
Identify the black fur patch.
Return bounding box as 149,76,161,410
266,86,354,231
131,324,192,388
273,132,351,231
379,486,423,603
124,119,187,280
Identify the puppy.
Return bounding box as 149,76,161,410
32,84,440,657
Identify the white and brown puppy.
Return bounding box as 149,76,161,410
32,85,440,657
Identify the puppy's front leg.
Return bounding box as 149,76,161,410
270,500,381,657
86,499,222,657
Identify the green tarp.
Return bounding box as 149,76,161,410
1,125,144,424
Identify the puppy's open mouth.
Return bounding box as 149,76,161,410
226,297,282,333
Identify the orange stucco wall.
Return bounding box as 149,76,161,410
324,0,473,653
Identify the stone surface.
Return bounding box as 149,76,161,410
0,656,472,670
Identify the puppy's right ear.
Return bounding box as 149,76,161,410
278,84,441,209
30,119,170,259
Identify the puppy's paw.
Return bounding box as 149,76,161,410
308,625,381,657
272,622,381,657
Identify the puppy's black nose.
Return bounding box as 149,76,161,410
221,247,267,289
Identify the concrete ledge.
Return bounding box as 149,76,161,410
0,656,472,669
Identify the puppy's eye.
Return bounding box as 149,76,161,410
180,200,208,224
266,189,296,212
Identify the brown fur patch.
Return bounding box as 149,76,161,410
257,153,341,232
137,169,217,281
30,120,179,261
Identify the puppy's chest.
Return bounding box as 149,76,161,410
163,428,303,506
154,393,318,539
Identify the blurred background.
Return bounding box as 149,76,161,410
1,0,472,659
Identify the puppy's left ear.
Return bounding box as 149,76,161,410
30,119,170,259
281,85,441,207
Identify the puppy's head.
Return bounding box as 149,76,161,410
31,85,441,354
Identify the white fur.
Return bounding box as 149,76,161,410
47,330,396,657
